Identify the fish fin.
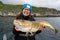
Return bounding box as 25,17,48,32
26,32,29,36
30,32,33,36
43,26,46,28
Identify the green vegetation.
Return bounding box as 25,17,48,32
0,1,60,14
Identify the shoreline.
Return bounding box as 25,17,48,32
0,12,60,17
0,15,60,17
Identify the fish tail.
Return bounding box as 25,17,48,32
53,29,58,35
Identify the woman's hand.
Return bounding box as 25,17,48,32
38,24,45,30
15,27,20,31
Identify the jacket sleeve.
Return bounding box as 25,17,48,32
13,25,19,35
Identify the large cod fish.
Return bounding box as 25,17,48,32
13,20,58,35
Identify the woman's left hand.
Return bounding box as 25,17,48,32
38,24,45,30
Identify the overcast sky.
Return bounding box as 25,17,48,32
0,0,60,10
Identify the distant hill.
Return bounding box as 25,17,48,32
0,1,60,14
0,1,3,4
0,1,4,6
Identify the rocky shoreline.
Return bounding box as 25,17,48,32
0,12,60,17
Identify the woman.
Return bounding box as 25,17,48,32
13,4,44,40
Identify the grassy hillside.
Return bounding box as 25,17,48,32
0,1,60,14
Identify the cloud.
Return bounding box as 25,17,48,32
0,0,60,10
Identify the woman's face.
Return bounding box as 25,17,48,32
23,8,30,16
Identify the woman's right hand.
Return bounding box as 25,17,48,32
15,27,20,31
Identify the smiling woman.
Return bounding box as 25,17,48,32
13,4,35,40
12,4,44,40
